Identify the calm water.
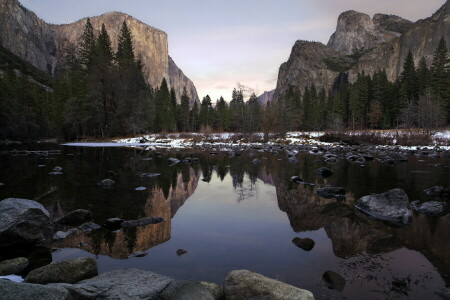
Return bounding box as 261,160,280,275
0,144,449,299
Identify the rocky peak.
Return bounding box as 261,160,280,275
256,90,275,106
373,14,413,34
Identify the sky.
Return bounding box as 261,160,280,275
20,0,445,101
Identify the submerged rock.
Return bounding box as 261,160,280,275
0,198,52,248
317,187,346,199
355,189,411,224
98,178,115,188
0,280,71,299
128,251,148,258
78,222,101,232
57,209,92,226
176,249,188,256
322,270,346,291
224,269,315,300
316,167,334,178
411,201,448,217
292,237,315,251
121,217,164,227
424,186,450,197
0,257,29,275
25,257,97,284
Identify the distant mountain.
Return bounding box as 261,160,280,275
273,0,450,102
256,90,275,106
0,0,199,105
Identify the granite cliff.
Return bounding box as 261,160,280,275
0,0,199,105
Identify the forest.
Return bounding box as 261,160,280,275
1,19,449,141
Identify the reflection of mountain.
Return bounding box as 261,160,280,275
53,168,200,259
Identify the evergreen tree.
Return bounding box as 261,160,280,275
430,37,450,120
79,18,96,68
180,87,190,132
116,21,134,67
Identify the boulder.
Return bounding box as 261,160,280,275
158,280,216,300
292,237,315,251
355,189,411,224
322,270,345,291
78,222,101,232
0,198,52,248
168,158,180,165
316,167,333,178
53,228,79,241
176,249,188,256
224,270,315,300
411,201,448,217
58,209,92,226
424,186,450,197
25,257,97,284
0,279,71,300
122,217,164,227
50,268,174,299
198,281,223,300
316,187,346,199
105,218,124,230
0,257,29,275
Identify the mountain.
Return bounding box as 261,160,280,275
256,90,275,106
273,1,449,102
0,0,199,105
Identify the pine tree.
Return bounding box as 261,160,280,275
180,87,190,132
116,21,134,67
400,51,418,102
431,37,450,120
79,18,96,68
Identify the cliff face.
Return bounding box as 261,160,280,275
256,90,275,106
327,10,411,55
273,41,355,101
0,0,199,105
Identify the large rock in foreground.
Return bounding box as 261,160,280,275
0,257,29,275
355,189,411,224
0,279,71,300
158,280,217,299
25,257,97,284
0,198,52,248
224,270,315,300
51,268,174,299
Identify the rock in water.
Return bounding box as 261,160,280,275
0,257,29,275
121,217,164,227
158,281,216,300
0,198,52,248
176,249,188,256
98,179,115,188
292,237,315,251
355,189,411,224
78,222,101,232
224,269,315,300
317,187,346,199
0,279,71,300
25,257,98,284
50,268,174,299
322,270,346,291
411,201,448,217
316,167,334,178
53,229,79,241
290,176,304,184
57,209,93,226
105,218,124,229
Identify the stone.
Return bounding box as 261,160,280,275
292,237,315,251
159,280,215,300
129,251,148,258
355,189,411,224
135,186,147,191
105,218,124,229
121,217,164,227
169,158,180,165
291,176,304,184
224,269,315,300
58,209,93,226
322,270,346,291
198,281,223,300
78,222,101,232
53,228,79,241
316,167,334,178
25,257,98,284
0,257,29,275
98,179,115,188
316,187,346,199
50,268,174,299
140,172,161,178
252,158,261,164
424,186,450,196
176,249,188,256
0,279,71,300
411,201,448,217
0,198,52,248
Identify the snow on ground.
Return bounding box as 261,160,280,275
62,130,450,150
0,275,23,282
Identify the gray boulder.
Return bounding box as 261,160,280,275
0,257,29,275
0,198,52,247
224,269,315,300
411,201,448,217
198,281,223,299
355,189,411,224
0,279,71,300
424,186,450,197
58,209,93,226
53,228,79,241
50,268,174,299
25,257,97,284
159,280,216,300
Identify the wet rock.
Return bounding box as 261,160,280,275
411,201,448,217
292,237,315,251
436,287,450,300
49,268,174,299
0,280,71,299
355,189,411,224
78,222,101,232
252,158,261,164
52,166,63,172
140,172,161,178
135,186,147,191
322,270,345,291
0,198,52,248
25,257,97,284
316,167,333,178
129,251,148,258
224,270,315,300
105,218,124,229
0,257,29,275
424,186,450,197
121,217,164,227
53,228,79,241
176,249,188,256
159,280,216,300
316,187,346,199
168,157,180,165
290,176,304,184
57,209,92,226
98,178,115,188
198,281,224,299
